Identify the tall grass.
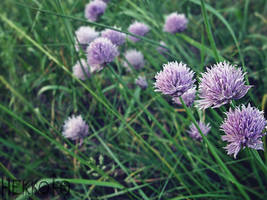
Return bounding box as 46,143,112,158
0,0,267,199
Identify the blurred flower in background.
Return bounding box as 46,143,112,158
85,0,107,22
173,86,196,107
187,121,211,141
62,115,89,141
128,21,150,42
123,49,145,71
75,26,99,51
135,76,148,89
72,59,91,80
164,12,188,34
156,41,169,55
101,27,126,46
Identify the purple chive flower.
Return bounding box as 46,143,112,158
164,12,188,34
187,121,211,141
101,28,126,46
72,59,91,80
62,115,89,141
87,37,119,67
135,76,148,89
154,61,195,97
157,41,168,54
128,21,150,42
196,61,252,110
123,49,145,71
173,86,196,107
85,0,107,22
75,26,99,51
221,104,266,158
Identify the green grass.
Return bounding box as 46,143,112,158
0,0,267,199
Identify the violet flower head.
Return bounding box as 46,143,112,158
62,115,89,141
85,0,107,22
196,61,252,110
164,12,188,34
72,59,91,80
157,41,168,54
135,76,148,89
173,86,196,107
154,61,195,97
101,28,126,46
87,37,119,66
75,26,98,51
221,104,266,158
128,21,150,42
187,121,211,141
123,49,145,71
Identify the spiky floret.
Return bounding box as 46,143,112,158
221,104,266,158
196,61,251,110
154,61,195,97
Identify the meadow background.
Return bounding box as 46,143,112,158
0,0,267,199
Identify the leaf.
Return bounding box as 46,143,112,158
37,85,72,96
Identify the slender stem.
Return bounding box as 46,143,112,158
230,100,236,109
200,0,220,62
73,139,78,177
179,97,249,200
249,149,267,174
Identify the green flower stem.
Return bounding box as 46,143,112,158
249,149,267,175
179,97,249,200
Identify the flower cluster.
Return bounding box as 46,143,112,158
153,60,266,158
75,2,151,74
67,2,266,161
